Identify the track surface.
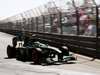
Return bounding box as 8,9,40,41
0,32,100,75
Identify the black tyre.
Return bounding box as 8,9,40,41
25,48,33,61
16,48,33,62
32,48,42,64
7,45,16,58
16,48,25,61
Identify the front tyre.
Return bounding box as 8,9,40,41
32,48,42,64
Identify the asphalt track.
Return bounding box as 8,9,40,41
0,32,100,75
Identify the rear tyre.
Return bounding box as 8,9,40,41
16,48,25,61
7,45,16,58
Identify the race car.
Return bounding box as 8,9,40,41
7,34,76,65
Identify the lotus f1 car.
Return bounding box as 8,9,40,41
7,35,76,65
